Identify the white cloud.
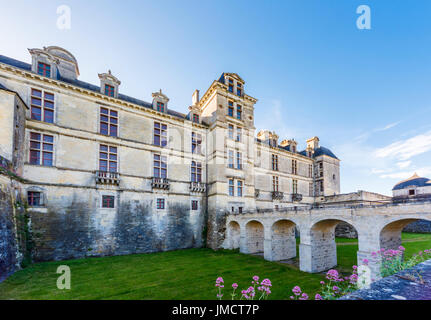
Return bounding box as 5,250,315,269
374,130,431,160
379,167,431,179
396,161,411,169
375,121,401,132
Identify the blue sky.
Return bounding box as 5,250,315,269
1,0,431,195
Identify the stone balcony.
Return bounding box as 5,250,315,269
292,193,303,202
151,177,170,190
272,191,284,200
95,170,120,185
189,181,206,193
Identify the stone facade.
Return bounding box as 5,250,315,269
0,46,341,265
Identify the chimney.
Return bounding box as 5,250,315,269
192,89,200,105
306,136,319,150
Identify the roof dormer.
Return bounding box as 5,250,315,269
188,90,201,124
99,70,121,98
219,73,245,97
280,139,298,153
152,89,169,113
28,46,80,80
257,130,279,147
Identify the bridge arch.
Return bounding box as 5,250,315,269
226,220,241,249
270,219,297,261
245,220,265,254
300,218,359,273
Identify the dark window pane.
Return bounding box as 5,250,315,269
44,110,54,123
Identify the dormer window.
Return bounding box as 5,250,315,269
237,83,242,96
228,101,234,117
37,62,51,77
104,84,115,97
193,114,199,123
228,79,234,93
157,102,165,112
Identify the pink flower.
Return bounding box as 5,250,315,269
320,281,325,285
352,265,358,270
399,246,405,251
232,283,238,289
332,286,339,292
362,259,369,265
216,277,224,283
252,275,259,282
292,286,302,295
261,278,272,287
299,293,309,300
315,294,323,300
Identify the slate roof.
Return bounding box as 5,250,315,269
393,173,431,191
0,55,188,120
299,146,339,160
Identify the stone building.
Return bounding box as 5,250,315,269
0,46,340,264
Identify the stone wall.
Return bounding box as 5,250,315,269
403,220,431,233
335,222,358,238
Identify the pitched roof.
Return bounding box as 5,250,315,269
0,55,188,120
298,146,339,160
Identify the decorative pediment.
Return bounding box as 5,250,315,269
98,70,121,86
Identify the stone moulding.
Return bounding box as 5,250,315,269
189,182,206,193
151,177,170,190
272,191,284,200
95,170,120,185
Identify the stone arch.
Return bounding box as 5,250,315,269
271,219,297,261
379,217,431,251
227,221,240,249
300,218,359,273
245,220,264,254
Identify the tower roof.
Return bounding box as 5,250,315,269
392,173,431,190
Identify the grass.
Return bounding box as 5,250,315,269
0,233,430,300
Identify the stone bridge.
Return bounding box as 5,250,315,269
224,200,431,280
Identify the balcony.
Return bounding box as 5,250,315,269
95,171,120,185
292,193,303,202
152,177,170,190
189,182,206,193
272,191,284,200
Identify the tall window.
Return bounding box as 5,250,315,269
37,62,51,77
272,154,278,171
102,195,115,208
191,200,198,210
293,179,298,194
292,159,298,175
237,83,242,96
157,102,165,112
236,127,242,142
236,152,242,170
237,105,242,120
228,124,234,139
100,107,118,137
156,198,165,209
308,164,313,178
104,84,115,97
228,179,235,196
319,162,323,177
237,180,243,197
29,132,53,166
228,101,234,117
154,122,167,147
309,183,313,196
31,89,54,123
192,132,202,154
228,150,234,168
193,114,199,123
228,79,234,92
28,191,42,206
99,145,117,172
191,161,202,182
320,180,324,193
153,154,167,178
272,176,279,192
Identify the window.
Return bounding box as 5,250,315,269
31,89,54,123
191,161,202,182
102,195,115,208
333,174,336,180
272,176,279,192
229,179,235,196
237,180,243,197
238,207,243,214
228,101,234,117
105,84,115,97
236,127,242,142
272,154,278,171
100,107,118,137
292,159,298,175
28,191,42,206
236,152,242,170
29,132,53,166
228,79,234,92
192,132,202,154
228,124,234,139
157,102,165,112
237,83,242,96
193,114,199,123
153,154,167,178
154,122,167,147
37,62,51,77
275,205,279,211
293,179,298,194
309,183,313,196
320,180,324,192
99,145,117,172
156,198,165,209
309,164,313,178
228,150,234,168
409,189,415,196
237,105,242,120
191,200,198,210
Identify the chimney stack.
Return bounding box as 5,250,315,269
192,89,200,105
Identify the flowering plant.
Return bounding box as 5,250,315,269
215,275,272,300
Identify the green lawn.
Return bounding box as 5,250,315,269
0,233,430,300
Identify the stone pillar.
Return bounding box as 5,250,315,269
299,243,313,272
239,225,248,254
263,225,273,261
357,250,382,282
